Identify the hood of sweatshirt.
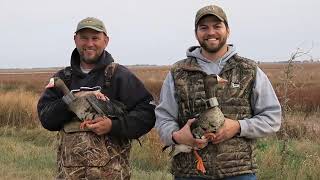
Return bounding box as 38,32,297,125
185,45,237,74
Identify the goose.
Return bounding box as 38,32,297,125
168,74,227,174
45,77,126,129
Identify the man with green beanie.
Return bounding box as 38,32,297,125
155,5,281,180
38,17,156,179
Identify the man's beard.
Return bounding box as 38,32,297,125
78,48,101,64
80,56,99,64
199,36,227,53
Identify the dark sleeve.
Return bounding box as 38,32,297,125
108,65,156,139
37,71,73,131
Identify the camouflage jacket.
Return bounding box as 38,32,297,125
170,55,258,179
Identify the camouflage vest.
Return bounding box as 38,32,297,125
56,63,131,180
171,55,258,179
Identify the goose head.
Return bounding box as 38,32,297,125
203,74,228,98
45,77,70,95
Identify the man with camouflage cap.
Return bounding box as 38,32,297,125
155,5,281,180
38,17,156,179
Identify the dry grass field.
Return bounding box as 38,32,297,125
260,63,320,112
1,63,319,109
0,63,319,179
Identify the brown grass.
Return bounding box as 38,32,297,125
0,63,319,137
0,89,39,128
260,63,320,111
0,72,55,94
1,63,319,109
130,66,169,104
257,138,320,180
0,63,319,178
130,129,170,171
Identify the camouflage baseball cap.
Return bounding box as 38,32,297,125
195,5,228,28
75,17,107,34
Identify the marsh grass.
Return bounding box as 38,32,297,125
0,64,319,179
130,129,170,171
0,127,172,180
0,89,39,128
257,138,320,180
1,127,319,180
0,127,56,180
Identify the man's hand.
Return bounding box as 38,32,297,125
210,118,240,144
73,90,108,101
172,118,207,148
85,116,112,135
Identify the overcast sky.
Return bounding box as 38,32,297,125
1,0,319,68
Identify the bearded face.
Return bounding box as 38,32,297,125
74,29,108,64
196,15,229,54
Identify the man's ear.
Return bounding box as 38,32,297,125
104,35,109,47
226,27,230,38
194,28,199,42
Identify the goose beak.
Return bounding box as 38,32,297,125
217,75,228,84
45,78,55,89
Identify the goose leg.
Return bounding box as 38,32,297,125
193,150,206,174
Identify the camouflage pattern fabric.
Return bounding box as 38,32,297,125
56,93,130,179
170,55,258,179
56,128,131,180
